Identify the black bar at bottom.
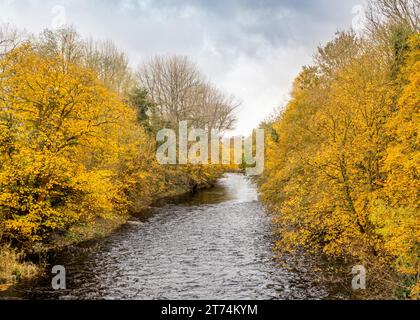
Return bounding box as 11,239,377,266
0,300,414,319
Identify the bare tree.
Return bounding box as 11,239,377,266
191,83,238,132
137,55,238,132
0,23,24,57
83,39,135,96
364,0,419,71
34,27,135,96
138,55,202,125
35,26,84,70
367,0,420,32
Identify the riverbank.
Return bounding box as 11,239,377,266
0,176,221,294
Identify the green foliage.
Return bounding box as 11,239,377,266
128,87,155,132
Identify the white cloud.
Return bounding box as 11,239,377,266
0,0,366,135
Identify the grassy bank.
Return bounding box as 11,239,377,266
0,245,41,291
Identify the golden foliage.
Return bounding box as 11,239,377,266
260,32,419,298
0,42,226,248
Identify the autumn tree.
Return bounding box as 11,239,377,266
0,44,151,243
35,27,135,97
0,28,233,247
260,1,419,298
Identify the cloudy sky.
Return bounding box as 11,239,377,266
0,0,367,135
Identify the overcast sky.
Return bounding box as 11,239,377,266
0,0,367,135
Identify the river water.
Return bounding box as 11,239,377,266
6,174,347,300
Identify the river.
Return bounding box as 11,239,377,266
5,173,347,300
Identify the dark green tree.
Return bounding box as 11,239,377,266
128,87,155,132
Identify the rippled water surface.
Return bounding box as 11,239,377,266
7,174,345,300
